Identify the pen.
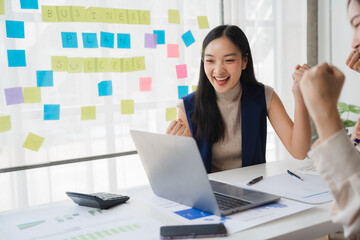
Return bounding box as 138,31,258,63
287,170,303,181
354,138,360,147
247,176,263,186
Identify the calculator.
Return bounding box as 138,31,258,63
66,191,130,209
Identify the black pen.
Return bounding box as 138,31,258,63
287,170,303,181
247,176,263,186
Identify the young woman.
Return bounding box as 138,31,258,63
166,25,311,173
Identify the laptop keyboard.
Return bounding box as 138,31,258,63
214,192,251,211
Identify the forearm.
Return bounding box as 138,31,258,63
312,106,343,143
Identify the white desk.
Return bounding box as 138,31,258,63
0,158,343,240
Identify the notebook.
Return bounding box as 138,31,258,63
130,130,280,216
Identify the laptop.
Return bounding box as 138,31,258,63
130,130,280,216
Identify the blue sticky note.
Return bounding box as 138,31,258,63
37,71,53,87
117,33,131,49
7,50,26,67
20,0,38,9
98,81,113,96
182,30,195,47
174,208,213,220
82,33,98,48
100,32,114,48
6,20,25,38
178,86,188,99
61,32,78,48
44,104,60,120
153,30,165,44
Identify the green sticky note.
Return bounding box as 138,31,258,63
68,58,83,73
122,58,133,72
42,6,59,22
166,108,177,121
127,10,139,24
121,100,134,114
168,9,180,24
96,58,111,72
51,56,68,72
139,10,150,25
83,58,96,73
104,8,115,23
23,132,44,151
86,7,104,22
192,85,197,92
23,87,41,103
0,115,11,133
110,58,121,72
0,0,5,15
71,6,86,22
114,9,128,24
81,106,96,120
57,6,72,22
197,16,209,29
133,56,146,71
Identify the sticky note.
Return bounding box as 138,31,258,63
110,58,121,72
153,30,165,44
117,33,130,48
23,133,44,151
121,100,134,114
97,58,111,72
122,58,133,72
114,9,128,24
83,58,96,73
4,87,24,105
167,44,179,58
166,107,177,121
68,58,83,73
176,64,187,79
82,33,98,48
71,6,86,22
44,104,60,120
133,57,146,71
145,33,157,48
0,115,11,133
168,9,180,24
128,10,139,24
57,6,72,22
6,20,25,38
37,70,53,87
61,32,78,48
98,81,113,96
0,0,5,15
182,30,195,47
100,32,114,48
7,50,26,67
42,6,58,22
192,85,197,92
103,8,115,23
139,77,152,92
197,16,209,29
139,10,151,25
81,106,96,120
51,56,68,72
23,87,41,103
86,7,104,22
20,0,38,9
178,86,189,99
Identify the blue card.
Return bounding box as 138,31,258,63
182,30,195,47
37,71,53,87
153,30,165,44
7,50,26,67
20,0,38,9
82,33,98,48
44,104,60,120
61,32,78,48
117,33,131,49
6,20,25,38
98,81,113,96
178,86,188,99
101,32,114,48
174,208,212,220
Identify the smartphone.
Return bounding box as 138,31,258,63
160,223,228,239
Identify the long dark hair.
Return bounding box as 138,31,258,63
192,25,259,144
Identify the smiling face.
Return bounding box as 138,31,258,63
203,36,247,94
348,0,360,49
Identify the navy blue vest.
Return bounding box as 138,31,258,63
182,83,267,173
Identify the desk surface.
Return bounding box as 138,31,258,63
0,158,342,240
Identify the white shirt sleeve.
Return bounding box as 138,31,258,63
308,130,360,237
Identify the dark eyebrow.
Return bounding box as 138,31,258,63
204,53,237,57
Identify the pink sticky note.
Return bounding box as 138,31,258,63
139,77,152,92
167,44,179,58
176,64,187,79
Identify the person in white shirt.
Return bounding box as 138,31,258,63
299,0,360,237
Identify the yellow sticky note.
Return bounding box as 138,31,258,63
51,56,68,72
133,56,146,71
42,6,59,22
139,10,150,25
192,85,198,92
122,58,133,72
166,108,177,121
96,58,111,72
68,58,83,73
168,9,180,24
128,10,139,24
114,9,128,24
23,132,44,151
81,106,96,120
0,115,11,133
71,6,86,22
83,58,97,73
197,16,209,29
110,58,122,72
103,8,115,23
23,87,41,103
57,6,72,22
0,0,5,15
86,7,105,22
121,100,134,114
